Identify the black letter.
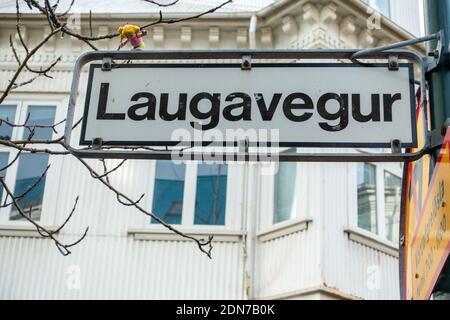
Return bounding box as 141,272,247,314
255,93,282,121
283,93,313,122
127,92,156,121
383,93,401,121
352,94,381,122
96,83,125,120
189,92,221,130
223,92,251,121
317,93,349,132
160,93,187,121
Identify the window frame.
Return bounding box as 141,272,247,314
0,98,65,227
350,160,402,244
259,148,306,230
144,160,242,231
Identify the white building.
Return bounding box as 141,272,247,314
0,0,424,299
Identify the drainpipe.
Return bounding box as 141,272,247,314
249,15,257,49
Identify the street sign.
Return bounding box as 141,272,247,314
79,63,417,148
409,129,450,300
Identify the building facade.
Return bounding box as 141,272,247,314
0,0,423,299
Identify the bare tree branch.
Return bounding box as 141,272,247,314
142,0,180,7
0,177,88,256
0,26,62,104
0,0,235,258
71,152,213,258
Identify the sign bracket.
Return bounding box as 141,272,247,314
391,139,402,153
428,119,450,151
101,57,112,71
241,54,252,70
388,54,399,71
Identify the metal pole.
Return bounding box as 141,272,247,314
424,0,450,300
424,0,450,131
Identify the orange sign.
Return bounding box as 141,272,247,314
403,94,431,299
409,131,450,299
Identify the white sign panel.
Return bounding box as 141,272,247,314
80,63,417,148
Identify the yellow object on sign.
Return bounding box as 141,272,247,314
410,130,450,299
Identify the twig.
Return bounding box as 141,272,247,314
0,177,88,256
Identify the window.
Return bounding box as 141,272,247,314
384,171,401,243
10,106,55,221
273,162,297,224
151,161,229,227
0,153,9,201
0,105,16,140
363,0,391,17
194,163,227,225
355,162,402,243
357,163,377,233
0,105,16,204
151,160,186,225
0,102,57,223
10,154,50,221
23,105,55,140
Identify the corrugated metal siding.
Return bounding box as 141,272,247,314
321,162,400,300
51,157,152,236
254,161,323,298
391,0,421,36
255,229,319,298
0,235,243,299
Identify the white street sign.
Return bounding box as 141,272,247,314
80,63,417,148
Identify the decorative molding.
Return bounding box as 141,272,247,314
43,26,55,52
209,27,220,45
320,2,338,24
236,27,247,47
153,26,164,46
358,29,375,48
376,38,391,47
281,15,296,33
70,30,82,52
14,25,27,50
297,28,342,49
339,15,358,48
180,26,192,46
98,25,109,36
340,15,357,35
302,3,320,24
98,25,109,50
260,27,272,46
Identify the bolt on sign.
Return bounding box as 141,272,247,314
79,63,417,148
407,130,450,300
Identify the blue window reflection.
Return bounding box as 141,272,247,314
194,163,227,225
0,105,17,140
10,154,49,221
23,106,56,140
274,162,297,224
151,161,186,224
0,153,9,201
